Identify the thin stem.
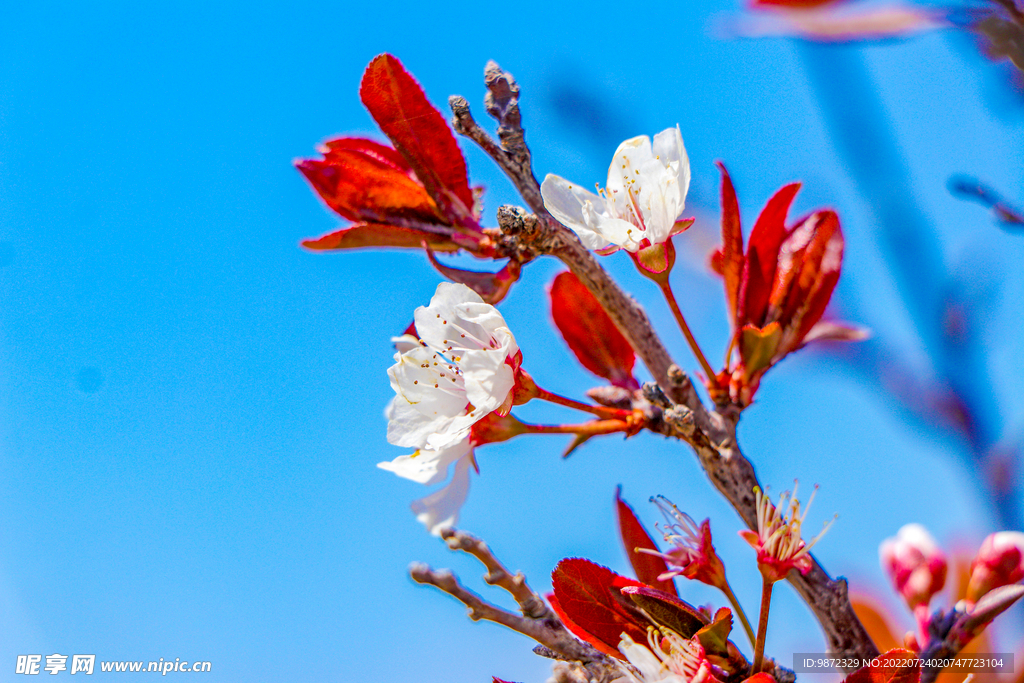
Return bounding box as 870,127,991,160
752,577,774,674
720,579,756,650
659,282,718,385
519,418,633,437
535,386,630,420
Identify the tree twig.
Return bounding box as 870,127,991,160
411,529,625,683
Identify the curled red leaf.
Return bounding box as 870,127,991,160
300,224,463,253
716,162,745,327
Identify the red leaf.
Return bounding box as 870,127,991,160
359,54,476,225
551,558,649,659
493,678,520,683
300,224,462,252
740,182,801,326
790,211,843,342
751,0,838,7
426,251,521,305
842,649,921,683
620,585,708,637
549,272,638,389
716,162,745,327
615,488,678,596
296,138,441,224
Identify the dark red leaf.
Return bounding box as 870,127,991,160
620,585,708,638
359,54,476,225
296,139,441,224
716,162,745,327
550,272,638,389
300,224,462,252
842,649,921,683
426,251,521,304
740,182,801,326
615,488,678,596
493,678,520,683
548,593,620,659
790,211,843,343
551,558,649,659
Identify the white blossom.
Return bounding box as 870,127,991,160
380,282,519,534
541,127,691,253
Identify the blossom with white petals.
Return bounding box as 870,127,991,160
541,127,691,254
379,282,521,534
617,628,720,683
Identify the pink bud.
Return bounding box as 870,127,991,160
880,523,947,609
967,531,1024,602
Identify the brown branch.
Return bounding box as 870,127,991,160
411,529,625,683
453,61,879,671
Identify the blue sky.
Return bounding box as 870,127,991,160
2,1,1024,681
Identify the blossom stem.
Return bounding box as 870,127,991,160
658,282,718,387
720,579,757,649
752,577,774,674
534,386,631,420
519,418,634,437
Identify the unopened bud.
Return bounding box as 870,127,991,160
880,523,947,609
966,531,1024,602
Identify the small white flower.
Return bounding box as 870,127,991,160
380,282,520,534
386,282,519,451
541,127,691,253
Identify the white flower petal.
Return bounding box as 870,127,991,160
541,174,617,252
411,455,473,536
606,135,654,198
652,126,690,200
377,438,471,485
459,348,515,415
384,396,474,449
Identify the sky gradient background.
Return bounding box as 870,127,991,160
2,1,1024,681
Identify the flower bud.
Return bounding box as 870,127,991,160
879,523,947,609
966,531,1024,602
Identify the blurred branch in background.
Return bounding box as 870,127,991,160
798,42,1023,531
949,175,1024,229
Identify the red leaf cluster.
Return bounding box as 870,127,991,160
711,162,860,406
297,54,493,257
549,272,638,390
